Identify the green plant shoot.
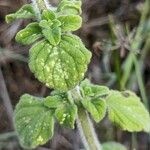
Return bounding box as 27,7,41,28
5,0,150,149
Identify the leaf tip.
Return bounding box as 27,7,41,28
5,14,14,23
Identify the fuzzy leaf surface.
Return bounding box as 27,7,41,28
14,94,54,149
16,22,42,45
39,20,61,46
81,79,110,98
106,90,150,132
42,27,61,46
44,95,64,108
29,34,91,91
57,0,82,15
82,98,107,122
58,15,82,31
5,4,35,23
42,10,56,21
55,103,77,128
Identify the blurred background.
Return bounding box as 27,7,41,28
0,0,150,149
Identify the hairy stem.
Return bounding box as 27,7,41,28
70,86,102,150
31,0,56,20
77,109,101,150
31,0,42,20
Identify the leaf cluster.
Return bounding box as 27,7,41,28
6,0,91,91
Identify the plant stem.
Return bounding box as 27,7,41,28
31,0,42,20
70,86,102,150
77,109,101,150
31,0,56,20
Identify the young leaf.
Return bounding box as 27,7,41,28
58,15,82,32
41,10,56,21
102,142,127,150
14,94,54,149
82,98,107,122
42,27,61,46
80,79,110,98
44,95,63,108
106,90,150,132
39,19,51,27
55,103,77,128
5,4,35,23
29,34,91,91
15,22,42,45
50,90,68,98
57,0,82,15
52,19,62,27
39,20,61,46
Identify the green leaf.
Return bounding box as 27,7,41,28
58,15,82,32
5,4,35,23
102,142,127,150
42,27,61,46
29,34,92,91
82,98,107,122
39,20,61,46
39,20,53,28
106,90,150,132
80,79,110,98
57,0,82,15
14,94,54,149
51,90,68,98
15,22,42,45
55,103,77,128
44,95,63,108
41,10,56,21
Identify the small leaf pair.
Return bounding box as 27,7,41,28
80,79,109,122
39,11,61,46
5,1,82,46
39,10,82,45
5,0,82,23
15,9,82,46
44,93,77,128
